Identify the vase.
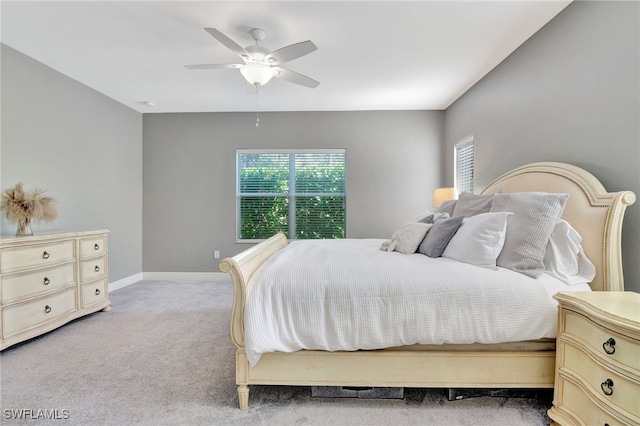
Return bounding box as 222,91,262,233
16,218,33,236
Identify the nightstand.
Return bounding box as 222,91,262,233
548,291,640,425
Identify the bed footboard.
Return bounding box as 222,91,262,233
219,232,288,348
220,232,288,409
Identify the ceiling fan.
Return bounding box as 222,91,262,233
185,28,319,89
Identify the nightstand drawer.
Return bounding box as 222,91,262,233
559,376,627,426
0,240,75,274
80,257,106,282
1,262,76,303
80,237,106,258
2,287,77,338
564,310,639,371
563,343,639,414
82,279,107,307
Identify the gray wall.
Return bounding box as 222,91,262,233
445,1,640,292
1,45,143,281
3,1,637,289
142,111,444,272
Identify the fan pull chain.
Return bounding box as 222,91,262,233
255,84,260,127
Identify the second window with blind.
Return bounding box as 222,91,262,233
236,149,346,241
455,136,474,194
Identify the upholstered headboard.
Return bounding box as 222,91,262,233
481,162,636,292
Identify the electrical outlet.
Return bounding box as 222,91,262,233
214,250,220,259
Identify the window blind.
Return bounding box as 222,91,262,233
455,137,474,193
237,150,346,241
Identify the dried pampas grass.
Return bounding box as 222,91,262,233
1,183,57,233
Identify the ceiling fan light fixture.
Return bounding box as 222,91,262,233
240,63,275,86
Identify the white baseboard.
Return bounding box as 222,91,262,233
109,272,231,292
109,272,229,292
109,273,144,292
142,272,229,281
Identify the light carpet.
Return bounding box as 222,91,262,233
0,280,553,425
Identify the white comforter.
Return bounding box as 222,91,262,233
244,239,591,366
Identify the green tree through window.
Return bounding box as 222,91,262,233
237,150,346,240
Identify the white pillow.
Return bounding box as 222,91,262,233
544,220,596,285
442,212,511,269
390,222,432,254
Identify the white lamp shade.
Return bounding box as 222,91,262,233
240,64,275,86
433,187,458,208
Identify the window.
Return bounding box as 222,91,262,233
236,149,346,241
454,136,474,193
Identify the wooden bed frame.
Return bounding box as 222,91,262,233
219,162,636,410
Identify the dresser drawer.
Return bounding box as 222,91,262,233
80,237,106,258
1,262,76,303
80,257,106,282
82,279,108,307
564,310,639,371
0,240,76,274
2,287,77,338
562,343,639,415
559,376,627,426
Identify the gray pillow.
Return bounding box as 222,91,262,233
417,216,464,257
452,192,496,218
418,212,450,224
490,192,569,278
434,199,457,216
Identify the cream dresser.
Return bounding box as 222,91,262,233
0,230,110,350
548,291,640,426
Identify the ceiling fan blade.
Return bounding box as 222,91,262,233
204,28,249,58
273,67,319,88
185,63,243,70
266,40,317,64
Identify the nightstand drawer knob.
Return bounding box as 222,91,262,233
94,243,100,250
43,277,50,285
602,337,616,355
95,289,101,296
44,305,52,314
600,378,614,396
95,265,100,272
42,251,50,259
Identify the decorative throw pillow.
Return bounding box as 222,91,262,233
389,222,432,254
434,199,457,216
491,192,569,278
452,192,497,218
417,216,464,257
441,212,511,269
543,220,596,285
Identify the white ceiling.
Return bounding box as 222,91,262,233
1,1,571,113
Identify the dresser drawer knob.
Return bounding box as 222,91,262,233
94,265,100,272
42,251,50,259
44,305,52,314
94,243,100,250
601,378,614,396
602,338,616,355
43,277,50,286
95,289,101,296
